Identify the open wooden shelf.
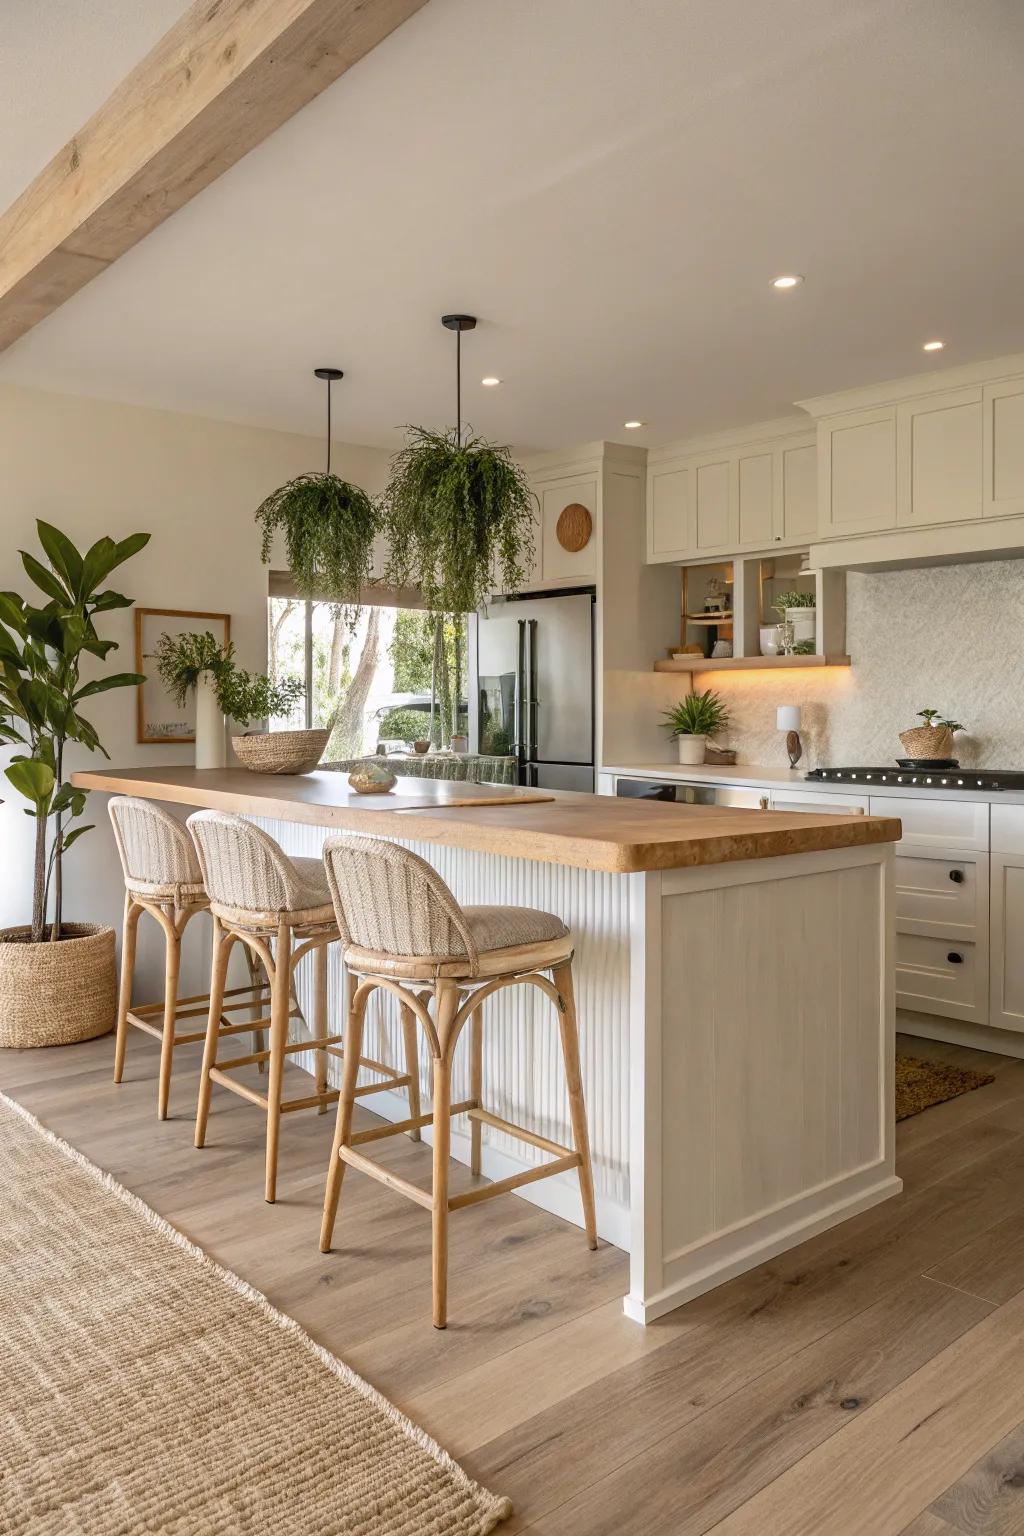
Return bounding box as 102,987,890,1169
654,653,852,673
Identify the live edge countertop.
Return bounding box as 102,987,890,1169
70,766,902,876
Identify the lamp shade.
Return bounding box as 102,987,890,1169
776,705,802,733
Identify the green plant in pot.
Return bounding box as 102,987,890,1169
0,520,149,1048
662,689,731,766
151,631,318,773
381,316,536,615
254,370,378,615
899,706,965,764
773,587,816,647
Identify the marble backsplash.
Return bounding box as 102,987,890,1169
646,557,1024,770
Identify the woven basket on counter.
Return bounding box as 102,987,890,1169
898,724,955,761
231,727,330,775
0,924,116,1048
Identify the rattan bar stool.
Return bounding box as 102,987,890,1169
318,834,598,1329
108,797,269,1120
187,811,419,1203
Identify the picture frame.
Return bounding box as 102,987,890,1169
134,608,231,745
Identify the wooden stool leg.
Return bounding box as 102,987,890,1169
244,946,266,1075
265,922,292,1204
400,1002,422,1141
320,972,366,1252
469,1009,484,1175
113,894,141,1085
552,960,598,1250
194,917,230,1147
314,941,329,1113
431,981,459,1330
156,918,182,1121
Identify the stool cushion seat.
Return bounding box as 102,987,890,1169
289,857,333,911
462,905,569,954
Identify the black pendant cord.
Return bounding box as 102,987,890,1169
456,326,462,448
313,366,344,476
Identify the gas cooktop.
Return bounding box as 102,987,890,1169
806,766,1024,792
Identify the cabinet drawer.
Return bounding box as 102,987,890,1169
894,850,986,940
896,933,986,1023
771,790,870,815
869,795,988,851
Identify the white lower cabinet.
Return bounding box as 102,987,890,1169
990,853,1024,1031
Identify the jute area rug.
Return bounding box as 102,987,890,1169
895,1053,994,1122
0,1091,511,1536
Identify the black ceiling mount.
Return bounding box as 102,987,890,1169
440,314,477,332
313,366,344,381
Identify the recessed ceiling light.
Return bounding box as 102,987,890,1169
772,274,803,289
922,340,945,352
481,376,501,386
624,420,645,430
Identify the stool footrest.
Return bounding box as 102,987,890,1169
349,1098,476,1147
214,1034,343,1072
131,981,270,1020
448,1153,581,1211
467,1108,575,1161
339,1147,434,1211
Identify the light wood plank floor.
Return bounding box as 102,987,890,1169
6,1027,1024,1534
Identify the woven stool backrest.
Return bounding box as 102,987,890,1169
187,810,308,915
108,797,203,890
322,834,477,965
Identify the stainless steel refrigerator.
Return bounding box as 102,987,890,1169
469,587,595,791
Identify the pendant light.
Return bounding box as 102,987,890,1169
440,313,477,446
313,365,344,472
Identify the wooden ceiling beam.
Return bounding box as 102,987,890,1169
0,0,429,352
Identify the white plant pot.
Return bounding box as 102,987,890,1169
194,671,227,770
759,625,780,656
786,606,816,645
676,735,706,765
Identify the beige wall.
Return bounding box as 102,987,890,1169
0,382,389,989
632,558,1022,771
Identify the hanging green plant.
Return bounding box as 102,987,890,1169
254,367,378,613
254,472,377,608
381,315,536,614
382,426,536,614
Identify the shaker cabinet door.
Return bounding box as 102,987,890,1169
896,386,983,527
819,407,897,536
990,852,1024,1032
647,462,691,560
984,378,1024,520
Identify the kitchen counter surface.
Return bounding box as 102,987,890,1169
603,761,1024,804
72,765,901,875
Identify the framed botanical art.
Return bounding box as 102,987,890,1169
134,608,231,745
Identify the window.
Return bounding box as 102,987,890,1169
267,586,468,764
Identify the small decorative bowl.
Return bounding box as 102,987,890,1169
347,762,397,795
412,739,430,755
232,728,330,775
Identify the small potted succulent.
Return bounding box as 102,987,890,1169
662,689,731,766
899,707,965,763
773,588,816,646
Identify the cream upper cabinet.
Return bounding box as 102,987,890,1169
645,421,817,564
521,467,599,588
818,407,897,536
896,386,982,527
985,378,1024,520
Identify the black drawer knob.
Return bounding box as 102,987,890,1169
949,869,965,884
947,952,964,964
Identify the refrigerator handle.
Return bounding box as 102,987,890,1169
515,619,526,771
527,618,539,762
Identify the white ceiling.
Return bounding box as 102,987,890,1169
2,0,1023,454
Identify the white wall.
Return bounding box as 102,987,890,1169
622,558,1023,771
0,382,389,990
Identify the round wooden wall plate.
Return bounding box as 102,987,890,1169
556,502,592,553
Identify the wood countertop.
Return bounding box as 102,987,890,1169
71,766,902,875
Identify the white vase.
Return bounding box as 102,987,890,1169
194,671,226,770
676,735,706,765
786,606,816,646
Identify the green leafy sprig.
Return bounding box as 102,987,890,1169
661,689,731,739
151,630,304,726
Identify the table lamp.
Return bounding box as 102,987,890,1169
777,705,803,768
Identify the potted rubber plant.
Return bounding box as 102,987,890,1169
662,689,731,766
0,521,149,1048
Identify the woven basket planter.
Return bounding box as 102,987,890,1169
899,725,955,761
232,728,330,775
0,923,116,1048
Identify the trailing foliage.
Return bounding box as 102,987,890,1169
381,427,536,615
0,521,149,942
254,472,378,614
151,630,304,726
661,689,731,739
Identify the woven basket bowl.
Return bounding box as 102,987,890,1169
232,728,330,775
898,725,955,761
0,923,116,1048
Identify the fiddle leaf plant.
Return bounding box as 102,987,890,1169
381,427,537,615
0,521,150,943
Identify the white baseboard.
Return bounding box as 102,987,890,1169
898,1010,1024,1060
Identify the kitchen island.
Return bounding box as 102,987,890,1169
73,766,902,1322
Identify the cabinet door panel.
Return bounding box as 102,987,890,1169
820,408,897,536
780,441,817,541
893,849,985,940
896,932,985,1022
648,464,690,559
737,451,773,548
541,477,598,582
984,380,1024,520
991,853,1024,1031
897,387,982,527
694,458,733,551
